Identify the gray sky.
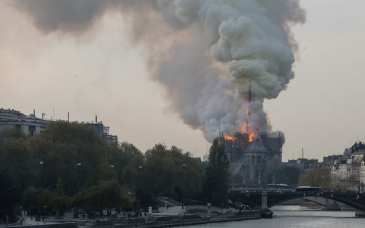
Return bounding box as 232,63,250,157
1,0,364,161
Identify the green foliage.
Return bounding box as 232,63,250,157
328,174,356,190
0,171,21,222
37,189,53,211
21,187,41,215
120,142,144,189
298,167,332,188
267,166,301,186
29,121,111,194
0,138,37,190
196,160,208,174
0,121,205,218
0,122,117,218
77,180,132,213
21,181,71,216
36,188,71,215
141,144,203,202
0,129,26,148
52,178,72,212
203,139,230,206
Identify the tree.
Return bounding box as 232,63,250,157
0,171,21,223
203,138,230,206
0,120,206,215
267,166,301,186
0,129,26,150
0,121,145,218
298,167,332,188
21,179,71,217
28,121,114,195
137,144,203,206
331,175,356,190
77,180,132,214
0,137,36,190
52,178,71,215
120,142,144,192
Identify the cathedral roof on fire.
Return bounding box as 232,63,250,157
244,136,268,153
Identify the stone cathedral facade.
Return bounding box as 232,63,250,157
220,132,283,186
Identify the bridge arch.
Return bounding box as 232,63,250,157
228,190,365,210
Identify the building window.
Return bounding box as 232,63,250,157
29,126,35,136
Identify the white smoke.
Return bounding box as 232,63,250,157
14,0,306,142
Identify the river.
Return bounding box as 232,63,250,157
180,205,364,228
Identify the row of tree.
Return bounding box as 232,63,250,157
3,120,354,223
0,121,230,223
269,165,355,190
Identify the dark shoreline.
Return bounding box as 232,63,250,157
115,212,261,228
3,211,261,228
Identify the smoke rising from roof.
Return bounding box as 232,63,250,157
14,0,305,142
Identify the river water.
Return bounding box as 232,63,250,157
181,205,364,228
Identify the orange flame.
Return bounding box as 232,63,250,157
248,132,254,142
244,100,255,142
240,123,255,142
223,134,235,141
222,101,255,143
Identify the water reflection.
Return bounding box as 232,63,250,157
181,205,364,228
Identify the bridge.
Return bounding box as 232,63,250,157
228,189,365,217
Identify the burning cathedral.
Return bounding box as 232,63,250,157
219,85,284,186
220,131,283,186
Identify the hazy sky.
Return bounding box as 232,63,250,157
1,0,364,161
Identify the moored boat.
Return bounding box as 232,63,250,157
261,209,273,218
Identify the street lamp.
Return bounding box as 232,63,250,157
38,160,44,220
138,166,143,178
182,164,186,209
111,164,115,179
75,162,81,219
39,161,44,188
110,164,116,213
137,166,143,213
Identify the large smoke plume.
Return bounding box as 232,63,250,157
14,0,306,142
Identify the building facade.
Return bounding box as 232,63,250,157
331,142,365,190
282,158,322,173
0,108,118,143
0,109,48,136
220,132,283,186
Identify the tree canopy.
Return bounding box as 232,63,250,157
298,167,332,188
0,121,206,221
267,166,301,187
202,138,230,206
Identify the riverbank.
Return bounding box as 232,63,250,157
1,207,261,228
111,211,261,228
